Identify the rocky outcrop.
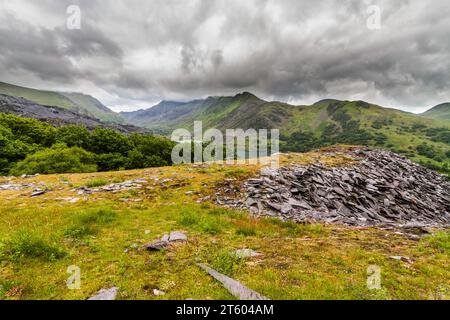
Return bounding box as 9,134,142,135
215,149,450,227
0,94,146,133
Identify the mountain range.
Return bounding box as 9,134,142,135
0,81,449,172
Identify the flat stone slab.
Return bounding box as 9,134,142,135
197,263,269,300
161,231,188,242
31,189,46,197
145,231,188,251
88,287,118,300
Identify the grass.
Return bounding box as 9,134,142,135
419,231,450,254
176,207,230,235
210,248,244,276
0,148,448,300
85,178,109,188
64,226,97,239
0,231,65,262
76,208,117,225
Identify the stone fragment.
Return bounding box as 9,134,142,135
389,256,413,264
197,263,269,300
153,289,166,296
145,241,169,251
234,249,262,258
31,189,46,197
88,287,118,300
145,231,188,251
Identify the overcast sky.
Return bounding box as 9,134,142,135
0,0,449,112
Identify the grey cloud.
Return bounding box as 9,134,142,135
0,0,449,111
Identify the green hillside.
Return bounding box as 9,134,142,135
0,82,123,123
61,92,124,123
421,103,450,120
123,94,450,174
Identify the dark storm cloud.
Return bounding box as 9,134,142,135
0,9,122,83
0,0,449,111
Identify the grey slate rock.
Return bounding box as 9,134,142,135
197,263,269,300
215,149,450,228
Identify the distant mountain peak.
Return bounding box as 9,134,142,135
234,91,259,100
313,99,341,106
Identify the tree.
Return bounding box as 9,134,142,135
55,125,90,148
0,113,55,146
87,128,133,154
96,153,127,172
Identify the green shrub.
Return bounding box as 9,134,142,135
0,231,65,261
10,143,97,175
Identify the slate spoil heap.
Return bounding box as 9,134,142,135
217,149,450,227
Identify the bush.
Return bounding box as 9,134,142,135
10,143,97,175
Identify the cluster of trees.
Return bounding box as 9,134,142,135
280,108,384,153
0,114,175,175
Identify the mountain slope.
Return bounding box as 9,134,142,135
421,103,450,120
0,82,123,123
0,94,144,133
121,100,189,128
123,93,450,173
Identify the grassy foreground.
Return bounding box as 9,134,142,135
0,150,448,300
